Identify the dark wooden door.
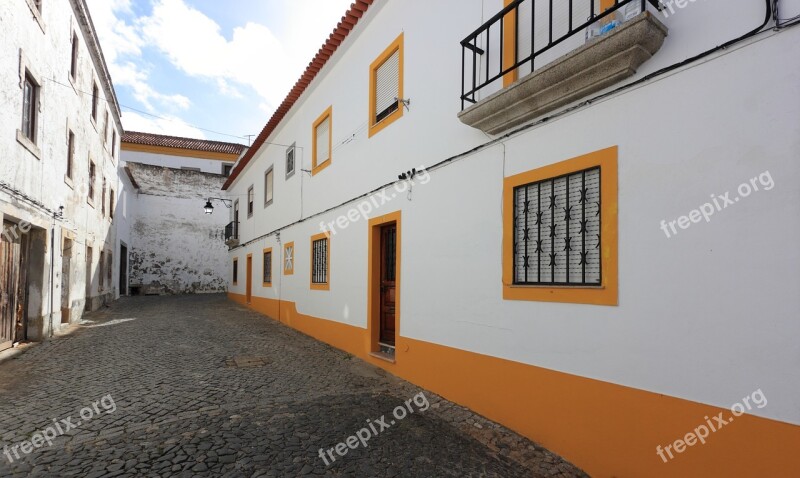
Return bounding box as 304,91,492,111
379,224,396,346
246,256,253,304
119,244,128,296
1,222,27,351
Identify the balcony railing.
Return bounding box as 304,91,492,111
460,0,659,109
224,221,239,246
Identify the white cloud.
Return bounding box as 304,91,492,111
121,111,206,139
111,61,191,112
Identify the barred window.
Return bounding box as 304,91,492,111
263,250,272,284
286,143,295,179
311,237,328,285
513,167,601,286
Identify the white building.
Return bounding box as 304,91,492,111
121,131,244,177
222,0,800,476
1,0,123,349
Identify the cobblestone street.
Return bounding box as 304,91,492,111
0,295,587,477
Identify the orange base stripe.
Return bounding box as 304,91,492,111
229,292,800,477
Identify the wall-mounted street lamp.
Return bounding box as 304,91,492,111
203,197,232,215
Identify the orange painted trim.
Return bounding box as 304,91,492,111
502,0,519,87
502,146,618,306
600,0,616,11
262,247,273,287
232,257,239,285
309,232,330,291
120,142,240,162
311,106,332,176
229,290,800,478
283,241,295,275
368,33,404,138
367,211,401,354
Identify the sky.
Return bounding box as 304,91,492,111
85,0,353,145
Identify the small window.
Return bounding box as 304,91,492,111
286,144,296,179
103,110,109,143
66,131,75,179
88,161,96,203
222,163,233,177
111,130,117,158
21,73,39,143
247,186,254,217
283,242,294,275
99,251,105,288
109,189,115,219
91,83,99,121
312,107,332,175
232,258,239,284
107,252,113,287
181,167,201,172
369,34,404,137
70,33,79,80
263,249,272,286
101,178,107,216
264,166,274,207
310,233,329,290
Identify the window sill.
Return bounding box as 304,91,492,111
67,74,79,95
310,283,330,291
369,351,396,364
458,12,668,135
368,107,403,138
311,159,331,176
262,282,272,288
64,175,74,189
16,130,41,160
264,200,273,208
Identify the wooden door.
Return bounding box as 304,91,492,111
119,244,128,296
61,238,72,323
379,224,396,346
1,222,27,350
246,255,253,304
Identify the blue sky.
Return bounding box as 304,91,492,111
86,0,353,144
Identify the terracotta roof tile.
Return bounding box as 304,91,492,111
122,131,247,155
222,0,374,190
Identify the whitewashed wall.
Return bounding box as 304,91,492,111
226,0,799,425
122,149,235,175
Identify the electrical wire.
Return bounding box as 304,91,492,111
231,0,781,251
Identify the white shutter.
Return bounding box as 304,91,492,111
316,116,330,164
375,49,400,119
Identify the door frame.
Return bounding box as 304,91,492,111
367,211,401,356
246,253,253,304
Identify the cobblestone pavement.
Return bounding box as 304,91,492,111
0,295,588,477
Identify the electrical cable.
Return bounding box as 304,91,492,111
231,0,781,251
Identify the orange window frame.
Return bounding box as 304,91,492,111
502,146,618,306
309,232,330,291
368,33,404,138
283,241,295,275
311,106,332,176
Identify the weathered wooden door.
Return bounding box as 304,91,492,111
1,222,27,351
379,224,396,346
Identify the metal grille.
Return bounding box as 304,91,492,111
312,238,328,284
375,49,400,123
286,144,295,177
263,251,272,284
513,167,601,286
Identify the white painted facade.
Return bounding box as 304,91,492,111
224,0,799,474
1,0,123,341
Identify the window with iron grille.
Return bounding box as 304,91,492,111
263,250,272,284
311,237,328,285
513,166,601,286
21,73,38,143
286,143,295,179
284,242,294,275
